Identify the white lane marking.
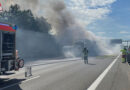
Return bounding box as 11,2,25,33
87,54,121,90
0,76,8,78
0,75,40,90
22,75,40,83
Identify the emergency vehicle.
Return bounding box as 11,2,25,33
0,22,24,75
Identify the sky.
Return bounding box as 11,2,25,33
64,0,130,40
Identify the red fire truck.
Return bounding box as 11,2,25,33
0,22,24,75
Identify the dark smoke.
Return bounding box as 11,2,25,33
16,30,62,61
0,0,119,59
0,4,63,61
44,0,106,56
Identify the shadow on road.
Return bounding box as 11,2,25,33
87,63,96,65
0,78,25,90
3,72,15,75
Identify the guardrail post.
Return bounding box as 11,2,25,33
25,66,32,78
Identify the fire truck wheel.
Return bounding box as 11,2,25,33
18,59,24,68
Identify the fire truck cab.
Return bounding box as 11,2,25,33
0,22,24,75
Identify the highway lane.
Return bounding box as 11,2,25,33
0,56,117,90
96,57,130,90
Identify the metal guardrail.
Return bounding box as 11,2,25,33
25,66,32,78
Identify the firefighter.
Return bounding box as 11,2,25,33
15,50,24,70
16,50,19,59
128,46,130,54
120,47,127,63
127,46,130,63
83,47,88,64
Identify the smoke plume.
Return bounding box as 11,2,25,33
16,30,62,61
0,0,120,58
43,0,114,56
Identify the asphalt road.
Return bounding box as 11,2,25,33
0,56,118,90
96,57,130,90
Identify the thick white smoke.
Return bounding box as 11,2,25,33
1,0,120,57
42,0,119,56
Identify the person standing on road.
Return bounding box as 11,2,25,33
127,46,130,63
83,47,88,64
120,47,127,63
127,46,130,54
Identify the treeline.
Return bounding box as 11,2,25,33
0,4,51,33
0,4,63,59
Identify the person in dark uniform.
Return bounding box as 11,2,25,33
120,47,127,63
127,46,130,63
83,47,88,64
